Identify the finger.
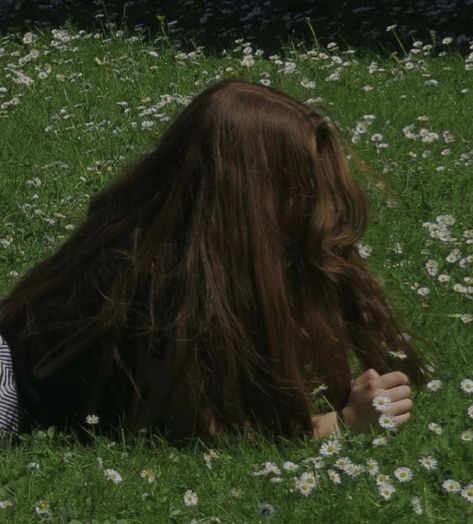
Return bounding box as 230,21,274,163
378,371,410,390
393,412,411,425
384,398,413,417
380,385,411,403
354,368,380,386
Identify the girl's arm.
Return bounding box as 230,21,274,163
311,411,342,438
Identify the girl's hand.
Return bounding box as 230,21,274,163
340,368,412,434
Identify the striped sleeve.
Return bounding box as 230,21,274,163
0,333,22,437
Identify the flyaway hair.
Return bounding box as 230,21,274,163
0,78,431,443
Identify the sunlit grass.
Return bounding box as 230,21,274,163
0,21,472,523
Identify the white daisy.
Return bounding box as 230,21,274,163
461,484,473,503
411,496,423,514
183,490,198,507
344,463,365,478
446,249,462,263
442,479,462,493
34,500,50,516
365,459,380,476
425,259,439,276
426,379,442,391
319,438,341,456
372,395,392,412
253,462,281,476
468,404,473,419
282,461,299,471
357,241,373,258
140,468,156,483
334,457,353,471
376,473,391,484
372,436,388,447
85,414,100,425
388,349,407,359
417,287,430,296
204,450,219,469
258,503,276,518
394,467,413,482
294,472,318,496
418,455,437,470
378,414,398,430
461,379,473,393
327,469,341,484
230,488,242,498
104,468,123,484
392,242,403,254
311,383,328,397
460,429,473,442
295,480,315,497
22,32,38,45
265,462,281,475
299,471,318,485
378,481,396,500
301,457,324,469
428,422,443,435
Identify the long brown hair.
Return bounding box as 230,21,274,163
0,78,430,442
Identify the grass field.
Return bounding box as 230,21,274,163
0,20,472,523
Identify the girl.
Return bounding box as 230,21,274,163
0,78,430,444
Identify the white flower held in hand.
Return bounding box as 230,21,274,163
372,395,392,412
378,413,398,430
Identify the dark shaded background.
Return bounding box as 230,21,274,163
1,0,472,56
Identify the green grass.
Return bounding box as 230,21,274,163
0,22,472,523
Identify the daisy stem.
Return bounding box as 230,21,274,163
305,17,320,53
391,29,407,57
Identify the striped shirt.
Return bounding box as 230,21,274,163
0,333,22,437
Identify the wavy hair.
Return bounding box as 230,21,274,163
0,78,430,442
